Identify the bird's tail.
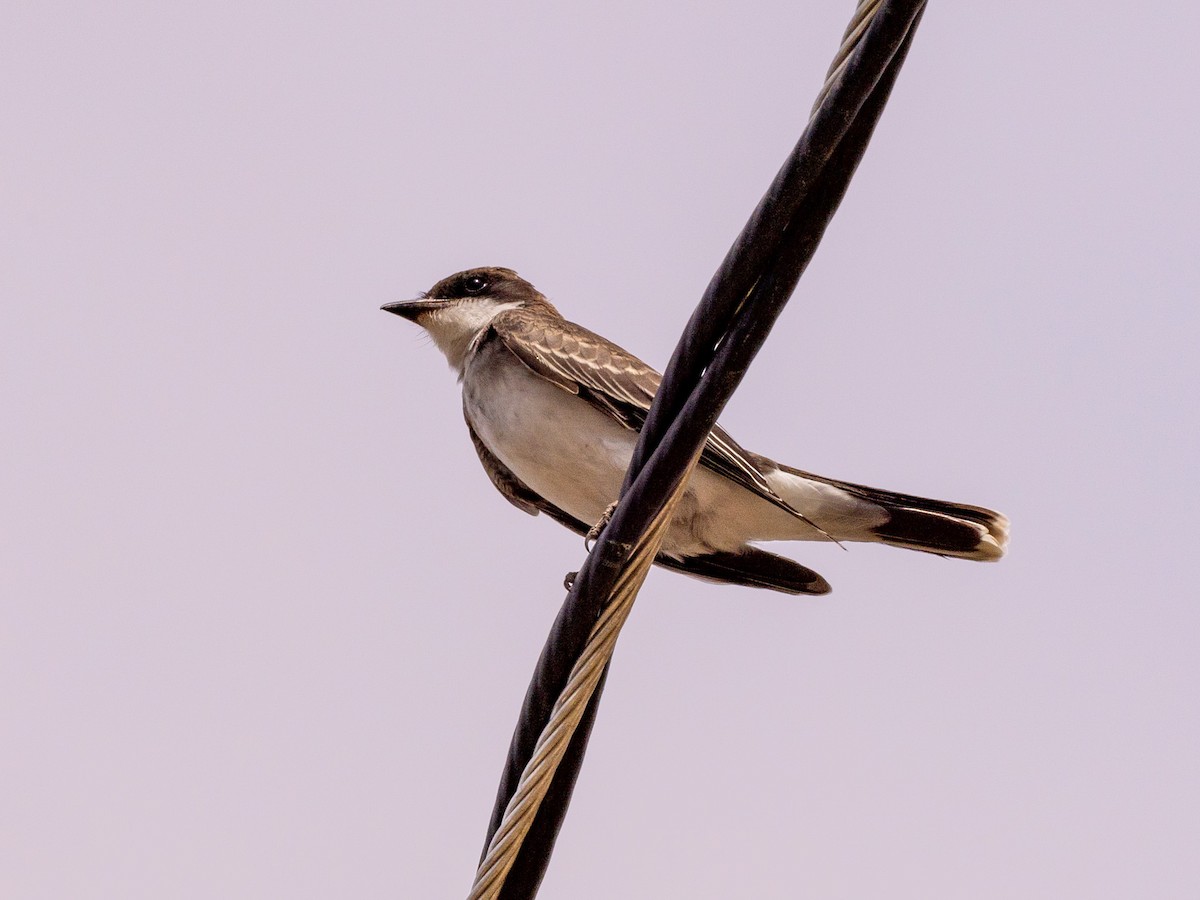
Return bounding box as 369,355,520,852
775,465,1009,561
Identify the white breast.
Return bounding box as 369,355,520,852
463,341,635,526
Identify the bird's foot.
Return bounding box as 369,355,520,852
563,570,577,591
584,501,619,551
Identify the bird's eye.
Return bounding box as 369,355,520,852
463,275,488,294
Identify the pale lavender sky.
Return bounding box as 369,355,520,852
3,2,1198,898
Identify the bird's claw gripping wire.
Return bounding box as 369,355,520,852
584,501,620,552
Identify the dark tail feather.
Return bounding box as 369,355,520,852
656,547,831,595
824,477,1009,561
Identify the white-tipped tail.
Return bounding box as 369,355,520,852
771,463,1009,560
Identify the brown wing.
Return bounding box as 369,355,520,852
488,308,802,517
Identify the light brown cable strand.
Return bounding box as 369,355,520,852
466,465,696,900
811,0,884,116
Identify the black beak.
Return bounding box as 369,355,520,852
380,299,441,322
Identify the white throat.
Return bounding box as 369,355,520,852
420,299,521,375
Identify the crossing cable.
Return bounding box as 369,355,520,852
468,3,927,897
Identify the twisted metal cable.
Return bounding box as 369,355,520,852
812,0,885,116
467,479,693,900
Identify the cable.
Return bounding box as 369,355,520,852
469,4,928,897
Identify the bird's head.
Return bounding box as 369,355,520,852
382,267,556,372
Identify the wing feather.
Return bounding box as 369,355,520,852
489,309,804,518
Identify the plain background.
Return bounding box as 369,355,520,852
3,2,1198,897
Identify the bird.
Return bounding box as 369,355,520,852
382,266,1008,595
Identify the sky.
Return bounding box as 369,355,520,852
3,2,1198,898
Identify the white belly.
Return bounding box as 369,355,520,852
464,345,634,528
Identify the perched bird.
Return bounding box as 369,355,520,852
382,267,1008,595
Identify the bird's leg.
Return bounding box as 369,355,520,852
567,502,620,589
584,500,620,551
